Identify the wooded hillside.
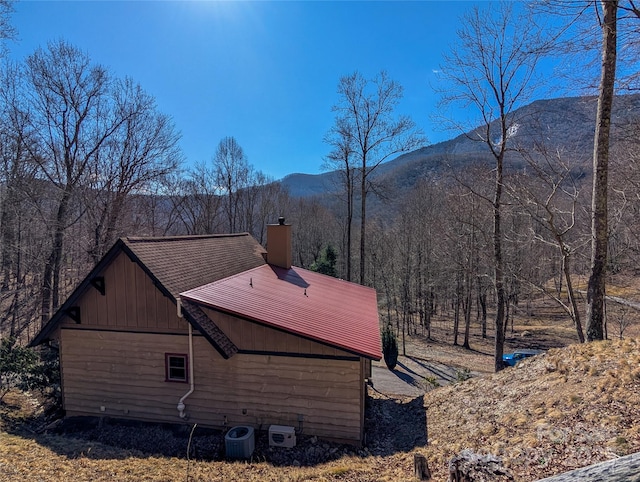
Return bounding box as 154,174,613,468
4,91,640,352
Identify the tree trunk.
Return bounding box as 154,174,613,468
534,451,640,481
360,172,367,285
41,189,71,325
586,0,617,342
463,225,475,349
494,151,506,372
0,200,14,292
402,315,406,356
453,273,461,346
562,250,585,343
41,249,54,327
478,282,487,339
414,454,431,481
426,286,433,340
463,272,473,349
345,167,353,282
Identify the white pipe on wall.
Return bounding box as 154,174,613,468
177,298,195,419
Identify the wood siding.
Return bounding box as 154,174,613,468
61,329,363,441
205,307,355,358
60,252,186,334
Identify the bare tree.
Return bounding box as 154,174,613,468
172,163,224,235
214,136,249,233
331,71,424,285
368,219,401,338
0,2,35,337
509,143,588,343
0,62,42,337
409,180,443,341
290,197,339,270
84,78,181,262
22,40,181,324
0,0,15,57
126,171,188,237
394,201,420,354
609,304,633,339
24,41,128,324
323,117,355,281
536,1,640,341
607,117,640,276
236,164,260,235
438,3,546,371
250,173,291,245
586,0,618,341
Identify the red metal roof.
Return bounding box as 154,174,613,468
181,264,382,360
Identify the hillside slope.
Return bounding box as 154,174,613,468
425,337,640,480
1,338,638,481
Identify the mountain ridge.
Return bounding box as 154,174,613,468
281,94,640,198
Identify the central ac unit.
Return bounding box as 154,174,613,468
225,426,255,458
269,424,296,447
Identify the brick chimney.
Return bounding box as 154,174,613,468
267,216,292,269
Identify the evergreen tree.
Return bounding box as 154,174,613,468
310,245,338,278
381,324,398,370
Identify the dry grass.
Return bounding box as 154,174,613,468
423,337,640,480
2,337,640,481
0,428,409,481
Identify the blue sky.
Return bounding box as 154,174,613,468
11,1,503,180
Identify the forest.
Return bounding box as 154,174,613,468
2,1,640,374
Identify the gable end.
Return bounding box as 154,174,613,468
31,240,178,347
30,240,128,346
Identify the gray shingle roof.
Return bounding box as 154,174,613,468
123,233,267,298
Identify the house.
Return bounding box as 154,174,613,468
31,220,382,444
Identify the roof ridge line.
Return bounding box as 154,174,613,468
183,264,265,294
125,233,250,243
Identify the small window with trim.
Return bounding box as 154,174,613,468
165,353,188,383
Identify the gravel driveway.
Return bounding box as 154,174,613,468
370,355,460,396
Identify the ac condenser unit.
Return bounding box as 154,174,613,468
225,426,255,458
268,425,296,448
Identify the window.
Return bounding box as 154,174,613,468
165,353,188,382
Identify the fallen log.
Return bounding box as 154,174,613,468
535,451,640,481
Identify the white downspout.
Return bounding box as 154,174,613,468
177,297,195,419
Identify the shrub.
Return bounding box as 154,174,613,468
381,324,398,370
0,337,60,403
31,345,61,403
424,375,440,389
0,337,39,401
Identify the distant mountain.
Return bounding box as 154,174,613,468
281,94,640,198
279,172,340,198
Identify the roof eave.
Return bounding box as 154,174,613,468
181,295,382,361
